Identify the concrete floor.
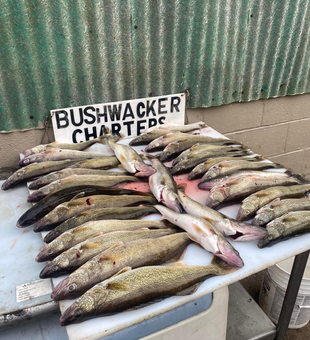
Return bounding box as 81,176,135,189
240,271,310,340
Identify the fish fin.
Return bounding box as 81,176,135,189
255,192,271,198
110,266,132,278
192,223,208,236
282,216,299,223
253,155,264,161
137,227,150,231
166,261,187,267
85,232,103,240
106,282,131,291
79,210,95,216
269,198,281,207
177,183,187,192
97,241,124,262
69,192,86,201
165,245,190,263
175,282,203,296
201,216,217,225
80,241,102,250
187,232,200,243
118,164,125,170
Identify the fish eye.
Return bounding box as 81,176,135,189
52,265,59,272
68,284,76,292
48,249,54,254
268,235,274,240
245,210,250,215
74,308,83,318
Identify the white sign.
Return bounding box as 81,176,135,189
16,279,52,302
51,92,186,143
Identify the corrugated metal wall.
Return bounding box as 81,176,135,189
1,0,310,131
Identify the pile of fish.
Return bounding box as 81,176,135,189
2,121,310,327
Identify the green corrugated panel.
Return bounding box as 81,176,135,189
0,0,310,131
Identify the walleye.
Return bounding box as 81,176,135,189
39,228,176,278
170,148,252,175
145,121,206,133
145,133,229,152
108,138,155,176
129,129,177,146
59,256,238,325
51,233,191,300
155,205,244,267
70,156,120,169
237,184,310,221
206,173,302,209
43,206,159,242
200,160,281,183
199,170,293,190
36,220,173,262
177,190,266,241
149,159,181,212
33,194,157,232
19,149,108,167
27,175,141,203
23,133,112,157
252,196,310,226
188,156,263,180
258,211,310,248
17,188,147,228
160,140,239,162
28,169,127,189
1,160,78,190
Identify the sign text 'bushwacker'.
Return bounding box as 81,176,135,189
51,93,186,143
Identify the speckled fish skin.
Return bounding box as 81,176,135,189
237,184,310,221
200,160,281,183
188,155,262,180
108,138,155,177
177,190,266,241
17,188,145,228
59,256,238,326
43,206,159,242
252,196,310,226
33,194,157,232
149,159,182,212
27,175,141,203
160,140,239,162
145,121,206,133
129,129,176,146
22,133,112,157
146,133,229,152
39,228,176,278
28,169,127,189
172,143,243,166
170,148,252,176
70,156,120,169
206,174,301,210
1,160,78,190
51,233,191,300
36,220,173,262
198,170,293,191
258,211,310,248
19,149,108,167
155,205,244,268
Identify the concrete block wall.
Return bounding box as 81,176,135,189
0,94,309,177
187,94,310,180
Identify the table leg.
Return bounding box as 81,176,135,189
274,250,310,340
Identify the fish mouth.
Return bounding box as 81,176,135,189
217,240,244,268
228,220,267,241
27,191,45,203
51,277,77,301
36,247,55,262
44,230,61,243
39,262,66,278
59,304,84,326
1,180,11,190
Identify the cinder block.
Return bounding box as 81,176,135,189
269,150,304,174
196,101,264,134
226,124,288,157
186,109,204,124
302,149,310,175
0,128,54,169
285,119,310,152
262,94,310,126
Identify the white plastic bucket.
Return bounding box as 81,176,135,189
259,256,310,329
